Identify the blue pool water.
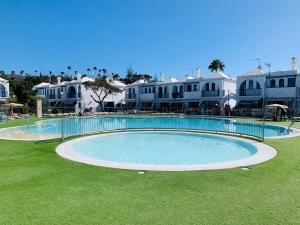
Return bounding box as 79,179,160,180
72,132,257,165
0,116,289,139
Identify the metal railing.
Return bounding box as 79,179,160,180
59,114,265,141
4,105,300,141
201,90,225,97
239,89,262,96
125,93,137,99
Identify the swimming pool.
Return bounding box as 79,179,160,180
0,116,290,140
56,131,277,171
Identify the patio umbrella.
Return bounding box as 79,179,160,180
266,104,288,109
2,103,24,114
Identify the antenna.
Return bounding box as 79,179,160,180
265,62,271,71
264,62,272,76
250,58,262,69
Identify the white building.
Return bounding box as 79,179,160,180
33,74,126,112
236,57,300,109
0,77,9,103
125,70,236,114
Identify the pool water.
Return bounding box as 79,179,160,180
72,132,257,165
0,116,289,139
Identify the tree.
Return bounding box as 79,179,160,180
60,72,65,77
87,68,91,75
93,67,97,76
0,70,5,77
112,73,120,80
84,75,122,112
67,65,72,76
49,71,53,83
208,59,225,72
20,70,25,76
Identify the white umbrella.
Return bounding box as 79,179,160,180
266,104,288,109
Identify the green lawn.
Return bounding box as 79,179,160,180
0,117,45,129
0,120,300,225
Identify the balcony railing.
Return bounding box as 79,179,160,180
67,93,77,98
201,90,224,97
126,93,137,99
157,93,170,99
239,89,262,96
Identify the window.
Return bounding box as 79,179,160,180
78,86,81,98
256,81,261,89
158,87,163,98
211,83,216,91
288,78,296,87
270,79,276,88
152,87,156,93
164,86,168,93
173,86,178,93
149,88,151,93
57,88,61,99
186,84,192,92
205,83,209,91
158,87,163,93
249,80,254,89
239,81,246,96
179,85,184,93
0,85,5,97
145,88,147,93
279,79,284,88
193,84,197,91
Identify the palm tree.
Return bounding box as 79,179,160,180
67,65,72,77
48,71,53,82
0,70,5,77
208,59,225,73
34,70,38,76
20,70,25,76
74,70,78,76
93,67,97,77
102,68,107,75
112,73,120,80
60,72,65,77
87,68,91,76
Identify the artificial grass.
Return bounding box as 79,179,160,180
0,117,45,129
0,121,300,225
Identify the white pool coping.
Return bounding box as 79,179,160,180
56,130,277,171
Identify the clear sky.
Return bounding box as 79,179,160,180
1,0,300,78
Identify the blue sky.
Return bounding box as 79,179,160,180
0,0,300,78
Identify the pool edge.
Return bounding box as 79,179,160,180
56,130,277,171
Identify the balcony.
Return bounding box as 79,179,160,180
201,90,224,97
157,93,169,99
140,93,155,100
239,89,262,96
126,93,137,99
67,93,77,99
183,91,201,99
